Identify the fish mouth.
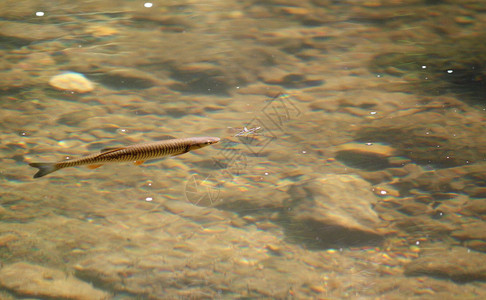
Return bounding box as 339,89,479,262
209,137,220,144
193,137,220,147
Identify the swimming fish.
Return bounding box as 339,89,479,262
29,136,220,178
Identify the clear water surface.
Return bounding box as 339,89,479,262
0,0,485,299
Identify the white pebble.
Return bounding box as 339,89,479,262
49,72,94,93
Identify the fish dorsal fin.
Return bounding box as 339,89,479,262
100,146,126,153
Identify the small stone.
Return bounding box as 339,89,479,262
49,72,95,93
84,25,119,37
279,6,310,15
372,185,400,197
388,156,412,166
334,142,396,171
335,142,395,157
454,16,475,24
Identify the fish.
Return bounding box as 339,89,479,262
29,136,220,178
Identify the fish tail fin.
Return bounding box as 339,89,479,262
29,162,60,178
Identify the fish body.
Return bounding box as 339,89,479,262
29,136,220,178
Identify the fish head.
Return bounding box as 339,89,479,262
189,136,220,150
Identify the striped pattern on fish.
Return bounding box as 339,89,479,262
29,136,220,178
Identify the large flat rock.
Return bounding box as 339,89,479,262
285,174,385,248
0,262,109,299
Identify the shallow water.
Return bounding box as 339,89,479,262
1,0,486,299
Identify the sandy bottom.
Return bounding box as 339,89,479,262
0,0,486,299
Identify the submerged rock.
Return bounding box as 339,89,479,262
356,109,486,167
369,33,486,104
285,174,385,249
49,72,95,93
0,262,109,299
404,247,486,283
334,142,396,171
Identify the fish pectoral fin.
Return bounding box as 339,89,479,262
87,164,104,169
100,147,126,153
134,160,145,166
